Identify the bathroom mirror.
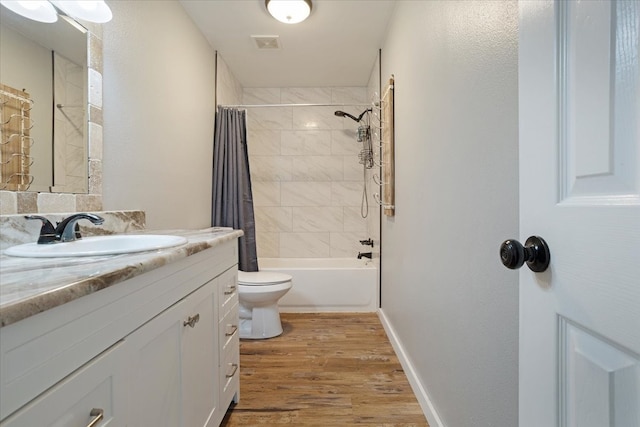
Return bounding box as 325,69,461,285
0,6,88,194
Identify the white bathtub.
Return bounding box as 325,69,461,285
259,258,378,312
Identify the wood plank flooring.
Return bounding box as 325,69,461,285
221,313,429,426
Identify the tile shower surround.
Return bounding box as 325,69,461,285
52,54,86,194
243,87,378,258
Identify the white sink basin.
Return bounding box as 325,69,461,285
5,235,188,258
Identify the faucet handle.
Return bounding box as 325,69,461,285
359,238,374,247
55,213,105,242
24,215,57,244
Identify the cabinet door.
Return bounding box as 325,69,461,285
127,279,218,427
182,282,219,427
1,341,127,427
127,299,183,426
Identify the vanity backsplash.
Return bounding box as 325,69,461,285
0,210,145,250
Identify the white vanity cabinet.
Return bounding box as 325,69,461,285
128,278,219,427
0,238,240,427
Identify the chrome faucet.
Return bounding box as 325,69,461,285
357,252,372,259
25,213,105,244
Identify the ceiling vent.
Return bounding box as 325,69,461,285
251,35,281,50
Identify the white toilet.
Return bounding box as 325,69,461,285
237,270,293,339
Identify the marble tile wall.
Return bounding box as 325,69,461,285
244,87,378,258
51,53,87,194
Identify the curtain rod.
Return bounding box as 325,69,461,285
219,103,372,108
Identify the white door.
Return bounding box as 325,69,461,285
518,1,640,426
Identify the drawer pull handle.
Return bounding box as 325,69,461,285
87,408,104,427
226,325,238,337
224,285,237,295
226,363,239,378
183,313,200,328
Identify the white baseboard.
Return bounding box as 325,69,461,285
377,309,445,427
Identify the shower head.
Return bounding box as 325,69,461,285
334,109,372,123
334,110,360,122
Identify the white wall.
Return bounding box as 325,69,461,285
102,0,216,230
216,53,243,106
380,2,519,427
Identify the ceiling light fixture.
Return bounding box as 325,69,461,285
265,0,312,24
0,0,112,23
0,1,58,23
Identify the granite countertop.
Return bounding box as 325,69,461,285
0,227,243,327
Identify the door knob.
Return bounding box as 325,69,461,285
500,236,550,272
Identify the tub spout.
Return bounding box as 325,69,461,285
357,252,372,259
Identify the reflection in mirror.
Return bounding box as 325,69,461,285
0,7,88,193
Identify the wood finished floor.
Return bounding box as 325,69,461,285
221,313,429,426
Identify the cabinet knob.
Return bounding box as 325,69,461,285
183,313,200,328
86,408,104,427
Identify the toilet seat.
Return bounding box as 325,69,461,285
238,271,292,286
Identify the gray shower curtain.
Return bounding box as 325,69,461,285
212,107,259,272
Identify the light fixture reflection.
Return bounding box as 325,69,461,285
50,0,112,23
0,1,58,23
265,0,312,24
1,0,113,23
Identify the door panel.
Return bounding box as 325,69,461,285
558,0,639,203
519,1,640,426
560,318,640,427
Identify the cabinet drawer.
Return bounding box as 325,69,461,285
220,339,240,410
219,302,239,352
218,268,238,320
1,341,127,426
